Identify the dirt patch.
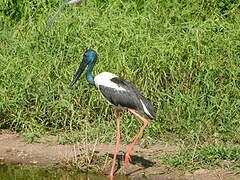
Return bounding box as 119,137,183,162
0,132,239,180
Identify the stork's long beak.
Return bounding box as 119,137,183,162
46,1,68,29
67,0,86,5
68,58,88,88
46,0,87,29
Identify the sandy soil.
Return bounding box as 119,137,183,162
0,131,239,180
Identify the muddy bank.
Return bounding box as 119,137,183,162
0,132,239,180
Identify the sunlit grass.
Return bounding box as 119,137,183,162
164,144,240,172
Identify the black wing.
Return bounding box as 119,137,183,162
99,77,156,119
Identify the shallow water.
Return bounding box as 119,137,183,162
0,164,133,180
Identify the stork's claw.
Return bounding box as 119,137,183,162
107,174,114,179
124,153,132,167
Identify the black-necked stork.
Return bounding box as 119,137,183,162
69,50,156,178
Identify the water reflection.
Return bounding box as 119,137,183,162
0,164,131,180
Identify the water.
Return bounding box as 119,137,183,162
0,164,132,180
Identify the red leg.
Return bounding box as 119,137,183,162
108,109,121,179
124,108,149,167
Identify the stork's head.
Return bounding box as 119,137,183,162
83,49,98,64
68,49,98,88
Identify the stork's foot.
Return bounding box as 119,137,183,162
107,174,114,179
124,153,132,167
107,159,115,179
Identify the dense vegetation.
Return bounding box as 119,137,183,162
0,0,240,170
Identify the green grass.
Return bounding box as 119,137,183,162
164,144,240,172
0,0,240,171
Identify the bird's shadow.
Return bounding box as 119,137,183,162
106,151,156,176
